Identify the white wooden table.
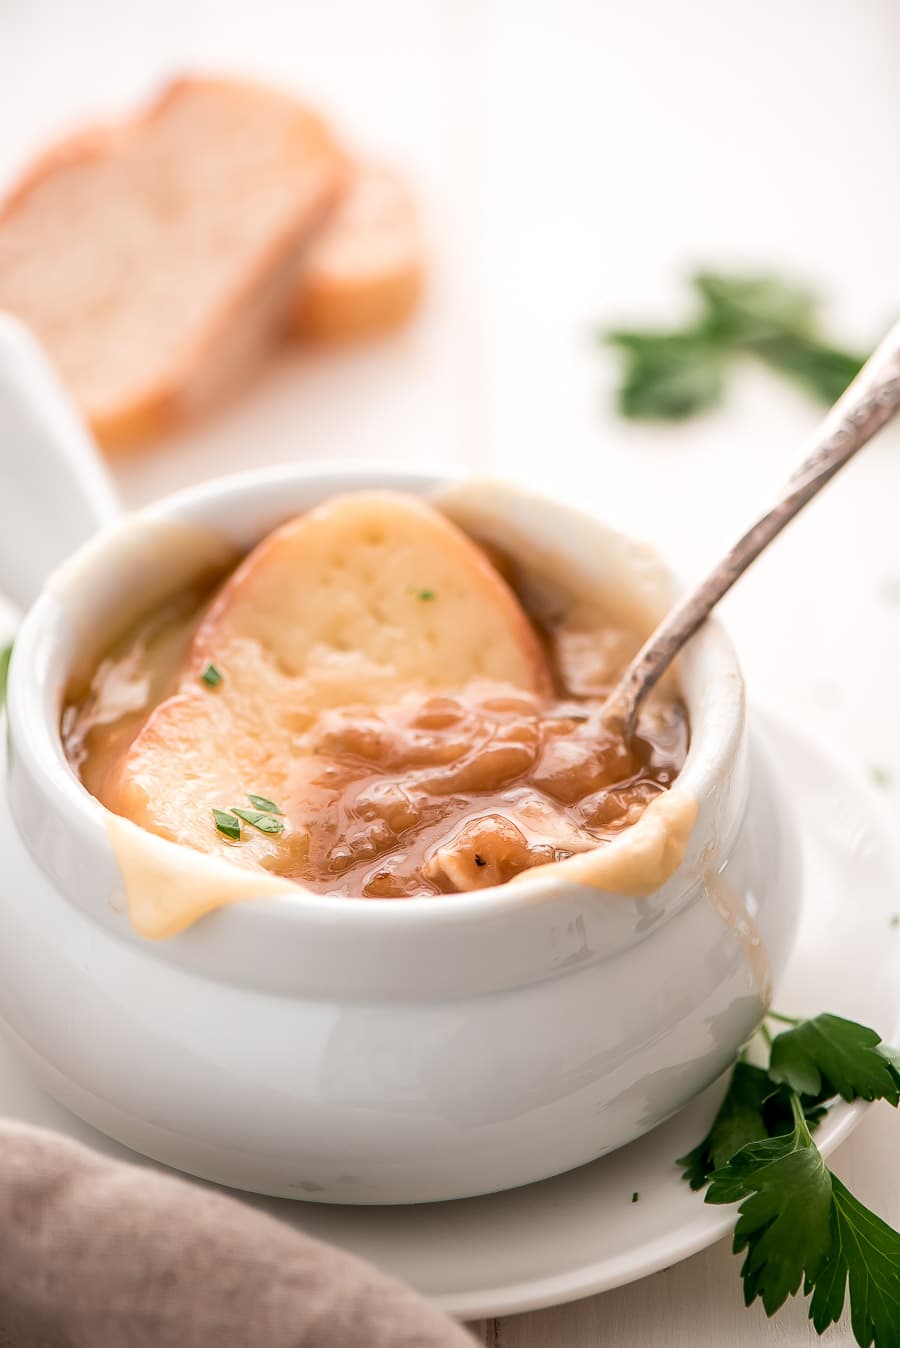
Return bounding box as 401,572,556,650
2,1,899,1342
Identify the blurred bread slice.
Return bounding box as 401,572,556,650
103,492,552,870
294,164,422,340
0,76,346,450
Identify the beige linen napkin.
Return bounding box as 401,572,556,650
0,1120,477,1348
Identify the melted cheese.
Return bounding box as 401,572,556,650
66,482,703,935
106,813,298,939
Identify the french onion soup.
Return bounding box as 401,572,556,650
63,492,688,899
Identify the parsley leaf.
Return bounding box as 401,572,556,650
231,807,284,835
678,1061,776,1189
753,332,864,407
200,663,223,688
606,327,726,420
0,641,11,707
246,794,282,815
810,1175,900,1345
693,271,819,344
768,1014,900,1104
878,1043,900,1075
706,1098,834,1315
212,808,241,841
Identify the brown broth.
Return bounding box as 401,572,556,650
63,566,688,898
283,682,687,896
62,582,216,803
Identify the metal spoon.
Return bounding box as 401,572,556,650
602,314,900,739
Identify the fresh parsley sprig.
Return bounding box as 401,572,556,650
679,1011,900,1346
603,272,868,421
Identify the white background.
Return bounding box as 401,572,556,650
2,1,900,1343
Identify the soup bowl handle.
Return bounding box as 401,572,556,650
0,315,118,612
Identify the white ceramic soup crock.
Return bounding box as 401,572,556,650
0,317,802,1204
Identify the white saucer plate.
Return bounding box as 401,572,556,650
1,709,898,1319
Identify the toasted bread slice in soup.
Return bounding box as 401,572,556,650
102,492,552,885
293,164,423,339
0,76,346,450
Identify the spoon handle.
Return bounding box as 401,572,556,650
605,314,900,736
0,316,118,611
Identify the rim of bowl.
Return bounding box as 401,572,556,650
6,461,745,935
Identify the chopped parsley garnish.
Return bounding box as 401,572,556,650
631,1191,639,1203
247,794,282,814
212,795,285,841
212,808,241,841
417,589,436,601
231,807,284,835
679,1010,900,1345
200,663,223,688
